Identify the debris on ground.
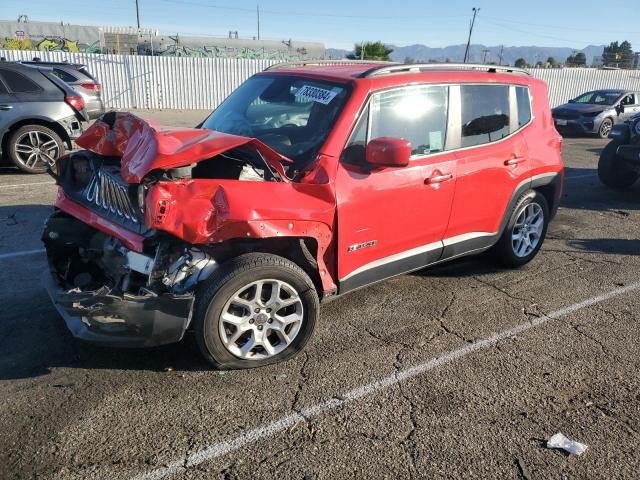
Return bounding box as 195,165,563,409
546,432,588,455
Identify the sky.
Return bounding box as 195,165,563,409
1,0,640,50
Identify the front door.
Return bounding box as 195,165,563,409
336,84,457,293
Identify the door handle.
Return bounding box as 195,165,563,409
504,155,525,166
0,104,13,110
425,172,453,185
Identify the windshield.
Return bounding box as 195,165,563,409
572,91,621,106
201,75,349,165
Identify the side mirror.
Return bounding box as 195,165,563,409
366,137,411,168
616,103,625,114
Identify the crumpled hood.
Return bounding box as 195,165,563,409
75,112,291,184
553,103,608,115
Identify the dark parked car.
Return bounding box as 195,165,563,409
0,62,88,173
598,111,640,188
552,89,640,138
21,61,105,119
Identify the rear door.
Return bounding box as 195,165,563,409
0,73,18,138
443,84,530,246
336,84,458,292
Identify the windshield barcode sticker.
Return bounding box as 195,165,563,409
295,85,339,105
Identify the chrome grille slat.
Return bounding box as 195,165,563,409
83,167,140,224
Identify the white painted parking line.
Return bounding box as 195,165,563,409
565,172,598,181
0,181,55,189
0,248,45,260
131,280,640,480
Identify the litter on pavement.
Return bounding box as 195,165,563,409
546,432,588,455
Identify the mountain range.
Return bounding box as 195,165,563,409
326,44,606,66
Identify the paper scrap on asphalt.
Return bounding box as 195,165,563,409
546,432,588,455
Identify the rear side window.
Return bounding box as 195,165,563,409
460,85,510,147
79,67,98,82
369,85,448,156
516,86,532,127
0,79,7,95
0,69,42,93
52,68,78,83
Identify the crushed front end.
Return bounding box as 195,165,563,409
42,112,336,348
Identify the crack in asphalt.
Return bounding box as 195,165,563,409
567,322,611,356
594,404,639,437
472,276,531,304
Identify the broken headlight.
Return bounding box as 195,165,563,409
71,156,93,188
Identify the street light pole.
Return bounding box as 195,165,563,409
135,0,141,30
463,7,479,63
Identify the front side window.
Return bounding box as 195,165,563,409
621,94,635,106
516,86,532,127
369,85,449,156
461,85,510,147
202,75,349,165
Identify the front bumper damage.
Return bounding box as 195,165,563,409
42,211,217,347
43,272,194,347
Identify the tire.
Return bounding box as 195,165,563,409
492,190,549,268
598,117,613,139
194,253,319,369
597,139,639,189
7,125,65,174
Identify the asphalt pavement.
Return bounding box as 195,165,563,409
1,115,639,480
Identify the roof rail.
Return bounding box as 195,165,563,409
360,63,531,77
265,60,394,71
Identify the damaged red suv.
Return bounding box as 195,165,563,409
43,62,563,369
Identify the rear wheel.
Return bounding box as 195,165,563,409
7,125,64,173
597,139,639,189
493,190,549,268
194,253,319,369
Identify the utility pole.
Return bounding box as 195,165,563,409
360,41,365,60
257,5,260,40
482,49,490,64
135,0,141,30
498,44,504,65
463,7,479,63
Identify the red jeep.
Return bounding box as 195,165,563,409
43,62,563,368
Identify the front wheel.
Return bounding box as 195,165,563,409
194,253,319,369
598,118,613,139
493,190,549,268
597,139,639,189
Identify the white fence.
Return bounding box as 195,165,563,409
2,49,640,109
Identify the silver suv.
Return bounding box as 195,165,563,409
0,62,88,173
21,61,105,120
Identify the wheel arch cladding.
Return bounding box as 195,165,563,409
5,118,71,148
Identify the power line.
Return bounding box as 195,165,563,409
156,0,466,20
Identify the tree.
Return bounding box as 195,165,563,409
535,61,545,68
565,52,586,67
602,41,634,68
347,41,393,61
514,58,528,68
547,56,558,67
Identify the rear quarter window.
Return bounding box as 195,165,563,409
516,86,532,127
460,84,510,148
52,68,78,83
0,69,42,93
